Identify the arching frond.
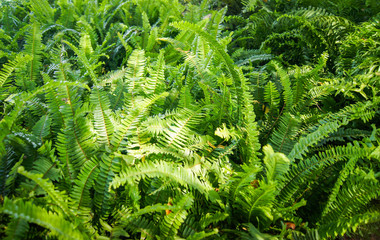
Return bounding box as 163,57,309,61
111,160,212,194
1,198,87,240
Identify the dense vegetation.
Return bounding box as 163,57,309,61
0,0,379,239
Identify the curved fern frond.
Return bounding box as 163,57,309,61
17,166,73,219
240,70,261,162
32,114,51,141
270,61,294,112
321,157,359,217
111,92,169,150
278,144,372,204
30,0,54,24
318,211,380,239
288,120,341,161
63,40,98,84
270,113,301,155
321,170,379,223
235,182,277,223
263,145,290,183
160,194,194,237
1,198,87,240
4,218,29,240
111,161,212,194
70,157,99,214
160,107,205,149
170,21,243,116
144,49,166,95
24,21,43,89
90,87,114,146
0,54,32,89
57,85,93,171
125,49,146,97
264,81,280,111
94,154,121,218
225,163,262,202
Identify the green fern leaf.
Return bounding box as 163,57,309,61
24,21,43,89
111,161,212,194
32,114,51,140
94,154,121,218
0,54,32,89
111,92,168,150
4,218,29,240
90,87,114,146
70,157,99,214
160,194,193,237
17,166,74,219
1,197,86,240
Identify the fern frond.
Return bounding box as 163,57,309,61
318,211,380,239
288,120,341,161
238,223,278,240
263,145,290,183
235,181,277,223
240,70,261,162
70,157,99,214
186,229,219,240
94,154,121,218
111,161,212,194
111,92,168,150
160,194,193,237
225,163,262,202
321,170,379,223
270,113,301,155
24,21,43,89
57,85,93,171
271,61,294,112
160,107,204,149
32,114,51,140
0,54,32,89
63,40,98,83
125,49,146,96
321,157,359,217
122,216,157,239
4,218,29,240
144,49,166,95
17,166,73,219
30,0,54,24
264,81,280,111
1,198,86,240
90,87,114,146
278,144,372,204
170,21,243,115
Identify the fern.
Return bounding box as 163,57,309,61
278,143,372,204
1,198,87,240
160,194,193,237
17,166,74,219
23,21,43,89
30,0,54,24
111,92,168,150
32,114,51,140
70,157,99,214
93,154,121,218
90,87,114,146
170,20,244,116
0,54,32,90
111,160,212,194
4,218,29,240
56,85,93,172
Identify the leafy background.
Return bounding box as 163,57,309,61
0,0,379,239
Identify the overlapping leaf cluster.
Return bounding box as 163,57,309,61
0,0,379,239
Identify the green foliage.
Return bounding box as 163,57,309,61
0,0,379,239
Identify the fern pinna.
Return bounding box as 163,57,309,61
0,0,379,239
